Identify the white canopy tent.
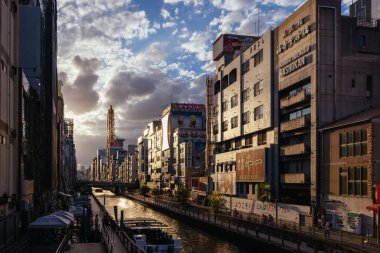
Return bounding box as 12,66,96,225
29,214,71,229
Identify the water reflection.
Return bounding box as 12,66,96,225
94,190,271,253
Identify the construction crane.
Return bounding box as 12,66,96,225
107,105,115,181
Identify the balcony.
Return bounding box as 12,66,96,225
281,173,306,184
280,115,310,133
281,143,309,156
280,90,310,109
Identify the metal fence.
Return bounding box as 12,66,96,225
129,194,380,253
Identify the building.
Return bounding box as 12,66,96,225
146,120,162,188
137,136,149,184
126,145,138,183
64,119,76,189
207,31,279,201
274,0,380,206
350,0,380,19
160,103,206,190
320,107,380,234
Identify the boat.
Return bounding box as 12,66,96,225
94,188,103,193
120,218,182,253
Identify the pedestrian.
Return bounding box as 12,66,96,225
325,221,330,239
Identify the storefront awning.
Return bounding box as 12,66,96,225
366,204,380,213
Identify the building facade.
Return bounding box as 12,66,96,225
207,31,279,201
137,136,148,184
275,0,380,206
320,107,380,234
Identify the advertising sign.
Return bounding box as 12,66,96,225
172,111,203,130
193,142,205,167
236,149,266,182
217,172,236,195
161,114,170,151
223,35,256,54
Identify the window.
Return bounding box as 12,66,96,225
366,75,373,98
214,80,221,94
213,106,218,117
289,107,311,121
245,135,252,146
340,167,368,196
242,88,250,102
231,116,238,129
254,105,263,120
213,124,218,135
361,35,366,47
351,78,355,88
222,75,229,90
253,49,263,67
222,121,228,132
242,59,250,75
229,69,237,85
254,80,264,96
222,101,228,112
242,111,250,125
231,94,238,108
339,129,368,157
257,131,267,145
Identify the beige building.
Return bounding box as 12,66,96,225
144,120,162,188
274,0,380,206
0,1,20,218
207,30,279,200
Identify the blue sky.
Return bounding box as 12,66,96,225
56,0,350,166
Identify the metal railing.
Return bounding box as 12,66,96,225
128,194,380,253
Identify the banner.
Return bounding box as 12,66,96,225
236,149,265,182
161,114,170,151
217,172,236,195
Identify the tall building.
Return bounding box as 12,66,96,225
0,0,21,245
207,31,279,201
274,0,380,206
137,136,149,184
64,119,76,189
160,103,206,189
39,0,59,212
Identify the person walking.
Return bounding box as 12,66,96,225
324,221,330,239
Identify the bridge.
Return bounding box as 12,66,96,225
74,180,139,193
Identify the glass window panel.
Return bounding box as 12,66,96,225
354,143,361,156
354,182,361,195
361,129,367,141
340,133,347,145
361,167,367,180
354,131,361,143
348,144,354,156
340,175,347,195
361,183,368,196
347,132,353,143
355,167,361,180
348,182,354,195
348,168,354,180
361,143,367,155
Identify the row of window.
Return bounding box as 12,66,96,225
339,130,368,157
218,80,264,114
214,131,267,153
216,106,264,133
214,49,264,95
339,167,368,196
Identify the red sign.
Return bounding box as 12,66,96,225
236,149,266,182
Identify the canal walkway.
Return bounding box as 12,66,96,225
125,193,380,253
90,195,129,253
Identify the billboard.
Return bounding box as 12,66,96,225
171,111,204,130
161,114,170,151
193,142,205,167
217,172,236,195
236,148,265,182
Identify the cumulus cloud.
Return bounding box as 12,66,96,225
106,71,157,106
61,56,101,114
181,31,213,61
163,0,203,6
161,8,171,19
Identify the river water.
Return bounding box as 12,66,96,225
93,189,287,253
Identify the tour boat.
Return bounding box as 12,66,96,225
121,218,182,253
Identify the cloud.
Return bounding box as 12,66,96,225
161,8,171,19
163,21,177,28
163,0,203,6
61,56,101,114
181,31,213,61
106,71,157,106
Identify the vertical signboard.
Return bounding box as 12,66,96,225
161,114,170,151
236,148,266,182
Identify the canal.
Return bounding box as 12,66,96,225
93,189,290,253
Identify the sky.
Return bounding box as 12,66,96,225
57,0,351,166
